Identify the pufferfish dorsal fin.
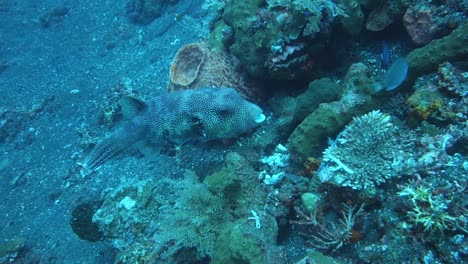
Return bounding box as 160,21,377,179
119,96,148,119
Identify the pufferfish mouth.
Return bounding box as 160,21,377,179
255,113,266,123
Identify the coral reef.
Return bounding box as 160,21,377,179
406,22,468,81
403,1,466,45
287,63,379,160
407,62,467,124
210,0,346,79
92,153,283,263
317,111,413,195
335,0,364,35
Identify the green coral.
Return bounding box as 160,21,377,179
399,185,457,234
292,0,347,36
222,0,270,77
335,0,364,35
292,78,344,125
212,216,278,264
204,152,247,203
287,63,378,160
214,0,346,78
407,22,468,82
301,192,321,214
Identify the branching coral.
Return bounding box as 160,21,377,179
292,203,365,252
318,110,414,194
399,184,457,234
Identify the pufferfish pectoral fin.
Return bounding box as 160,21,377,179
119,96,148,119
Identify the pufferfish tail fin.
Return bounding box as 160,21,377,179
80,122,141,177
79,137,123,177
80,97,148,177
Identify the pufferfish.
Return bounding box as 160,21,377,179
80,88,265,175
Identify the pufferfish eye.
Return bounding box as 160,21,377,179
217,108,234,119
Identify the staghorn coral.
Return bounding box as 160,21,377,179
317,110,415,195
398,184,457,235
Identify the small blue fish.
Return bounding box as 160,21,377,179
373,57,409,92
303,10,312,17
380,41,391,69
382,57,408,91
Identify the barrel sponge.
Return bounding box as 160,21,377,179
169,43,205,86
407,22,468,81
168,43,262,100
